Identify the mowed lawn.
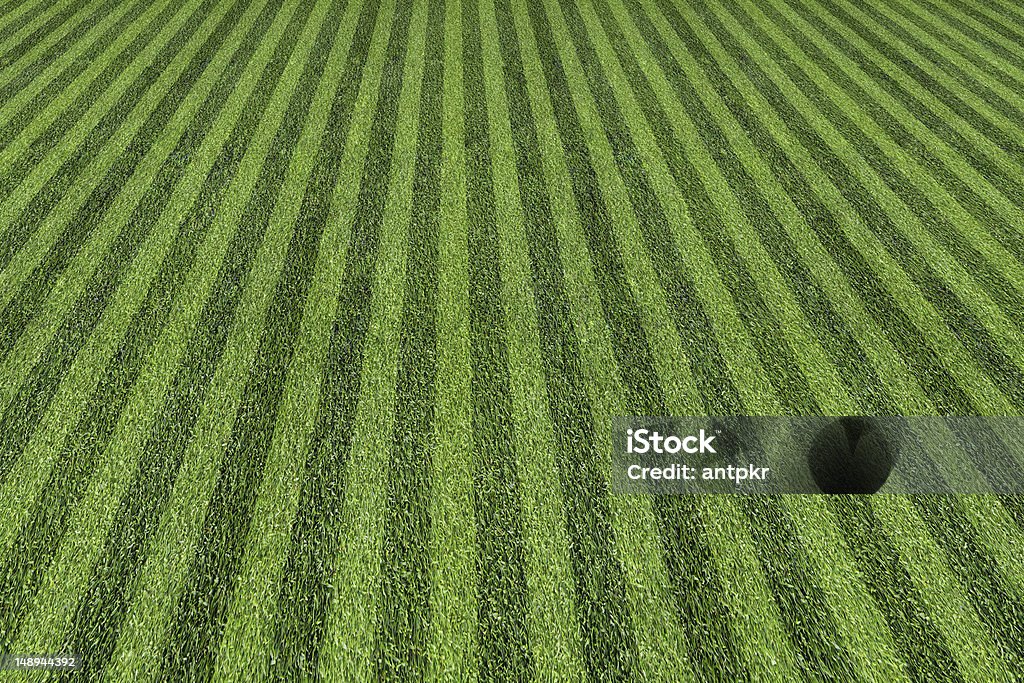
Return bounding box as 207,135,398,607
1,0,1024,679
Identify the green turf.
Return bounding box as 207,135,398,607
2,0,1024,680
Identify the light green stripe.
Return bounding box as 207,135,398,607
508,0,714,678
0,0,114,86
791,0,1024,194
893,0,1024,69
798,0,1024,198
875,496,1015,682
623,0,885,407
0,0,289,571
105,0,371,677
701,0,1023,414
196,0,397,677
531,5,773,411
596,0,909,677
626,0,1003,651
310,0,425,676
952,0,1024,25
428,0,478,677
731,0,1024,342
859,0,1024,114
0,0,48,34
566,0,834,410
546,0,853,422
644,0,1000,419
0,0,242,421
578,13,906,670
479,0,585,675
517,0,702,412
552,0,844,406
652,1,1024,646
754,0,1024,298
698,495,802,680
0,0,154,133
667,0,1021,436
0,0,80,52
0,0,201,235
829,0,1024,148
673,7,1018,673
864,0,1024,602
784,496,910,679
535,0,855,678
0,0,209,283
8,0,307,657
956,497,1024,596
641,0,1016,468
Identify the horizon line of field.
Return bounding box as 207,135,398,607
0,0,1019,679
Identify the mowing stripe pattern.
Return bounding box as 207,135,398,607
1,0,1023,679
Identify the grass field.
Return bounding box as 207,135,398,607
1,0,1024,679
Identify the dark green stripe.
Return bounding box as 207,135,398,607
935,0,1024,46
647,0,955,415
739,497,861,680
653,498,744,680
568,0,828,415
493,0,639,679
913,497,1024,668
826,497,962,682
463,0,530,677
0,0,153,270
0,0,155,156
783,0,1024,217
736,0,1024,405
0,0,264,650
521,0,663,417
263,0,382,674
848,0,1024,132
998,496,1024,530
0,0,133,108
0,267,146,655
69,0,352,678
373,0,444,679
147,2,340,678
757,0,1024,288
654,0,992,426
509,15,712,674
895,0,1024,75
725,0,1024,407
0,0,263,482
943,0,1024,32
686,0,998,415
0,0,65,48
268,0,413,675
0,0,194,218
553,0,758,415
0,0,227,350
619,0,891,415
